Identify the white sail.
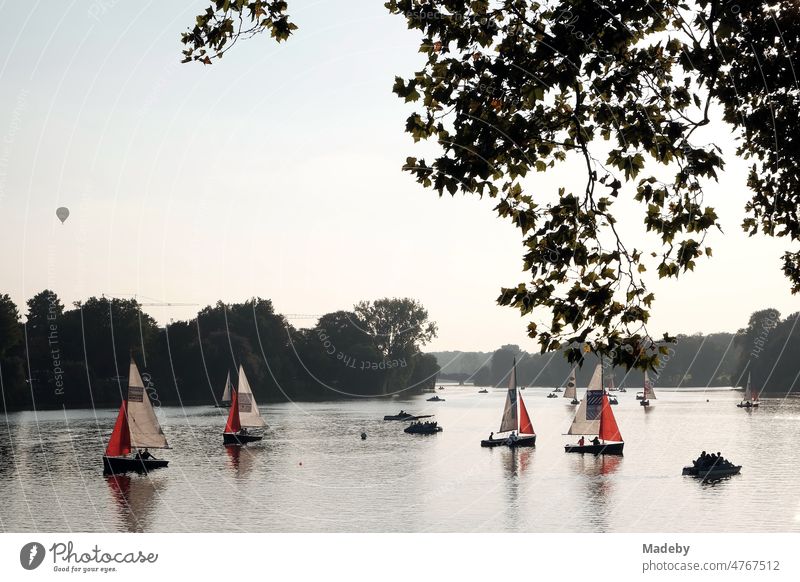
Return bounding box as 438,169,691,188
221,371,232,403
563,366,577,399
567,364,603,435
588,363,603,390
743,372,753,401
498,360,518,432
644,371,657,400
126,361,170,449
237,365,266,428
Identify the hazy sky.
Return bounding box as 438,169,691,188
0,1,796,352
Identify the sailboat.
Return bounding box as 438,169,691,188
223,365,266,445
563,366,579,404
639,371,656,406
564,363,624,455
214,371,233,408
480,358,536,448
737,372,760,408
103,360,170,474
607,377,618,405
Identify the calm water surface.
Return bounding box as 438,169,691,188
1,387,799,532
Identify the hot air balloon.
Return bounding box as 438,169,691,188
56,207,70,224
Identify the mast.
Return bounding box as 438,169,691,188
499,358,519,433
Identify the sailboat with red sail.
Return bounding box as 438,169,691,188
639,370,656,407
736,372,759,408
222,365,266,445
564,363,624,455
103,360,170,474
481,358,536,448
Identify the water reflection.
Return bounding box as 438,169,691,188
105,474,164,532
568,454,622,532
498,448,533,531
225,445,256,479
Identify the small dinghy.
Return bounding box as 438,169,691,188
639,371,656,407
564,363,624,456
427,395,445,402
404,420,442,434
683,452,741,480
478,389,488,394
547,393,558,398
222,365,265,446
608,396,618,405
553,387,563,393
736,373,760,408
103,360,170,474
480,358,536,448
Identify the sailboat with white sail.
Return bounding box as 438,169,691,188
564,363,624,455
103,360,170,474
214,371,233,408
563,366,579,404
639,371,656,406
736,372,759,408
481,358,536,448
223,365,266,445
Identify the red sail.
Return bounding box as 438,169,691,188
224,384,241,433
105,400,131,457
599,393,622,442
518,394,535,435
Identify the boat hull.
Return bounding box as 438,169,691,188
102,455,168,475
736,402,759,408
640,400,650,406
564,442,624,455
404,426,443,435
223,432,263,446
682,465,741,479
480,434,536,448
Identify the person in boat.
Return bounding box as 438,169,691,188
240,427,248,435
489,432,494,441
578,436,585,447
136,449,154,461
591,436,600,446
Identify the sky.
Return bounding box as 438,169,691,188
0,0,796,352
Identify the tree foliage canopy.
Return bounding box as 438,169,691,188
180,1,800,371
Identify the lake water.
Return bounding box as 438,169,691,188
1,386,799,532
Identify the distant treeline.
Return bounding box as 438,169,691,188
0,292,439,411
433,309,799,395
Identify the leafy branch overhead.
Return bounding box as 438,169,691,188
181,1,296,63
180,1,800,372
